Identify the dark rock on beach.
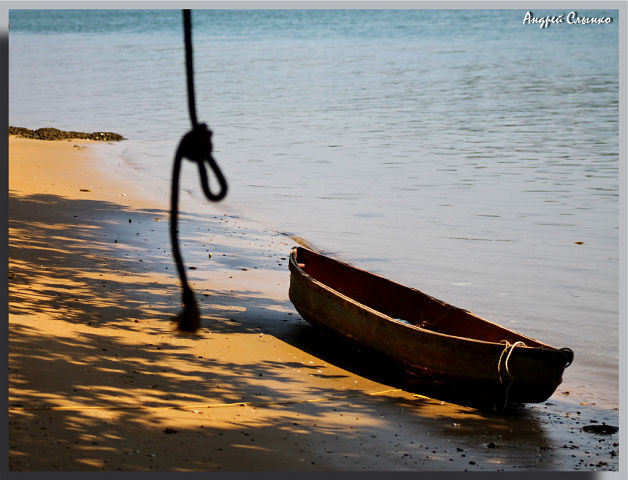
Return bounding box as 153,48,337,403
9,126,125,142
582,424,618,435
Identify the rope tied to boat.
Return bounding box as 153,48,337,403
497,340,526,410
171,9,228,332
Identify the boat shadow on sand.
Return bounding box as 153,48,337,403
286,320,533,413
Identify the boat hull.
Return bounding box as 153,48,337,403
288,246,573,407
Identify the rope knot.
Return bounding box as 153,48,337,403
179,123,213,163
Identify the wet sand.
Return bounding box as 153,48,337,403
8,136,619,471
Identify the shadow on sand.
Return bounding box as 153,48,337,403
9,191,600,472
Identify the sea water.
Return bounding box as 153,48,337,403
8,9,620,409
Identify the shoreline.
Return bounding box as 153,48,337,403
8,136,619,471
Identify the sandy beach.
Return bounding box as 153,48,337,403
8,135,619,472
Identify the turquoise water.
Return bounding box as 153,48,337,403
9,9,620,407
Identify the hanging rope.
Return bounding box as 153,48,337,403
171,9,228,332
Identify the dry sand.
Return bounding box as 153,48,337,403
8,135,619,471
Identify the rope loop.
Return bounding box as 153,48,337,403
497,340,526,384
177,123,228,202
496,340,526,410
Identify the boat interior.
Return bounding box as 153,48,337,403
292,247,547,348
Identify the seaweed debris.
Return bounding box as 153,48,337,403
9,126,125,142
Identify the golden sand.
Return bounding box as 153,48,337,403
8,136,609,471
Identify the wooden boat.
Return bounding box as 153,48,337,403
288,246,574,408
